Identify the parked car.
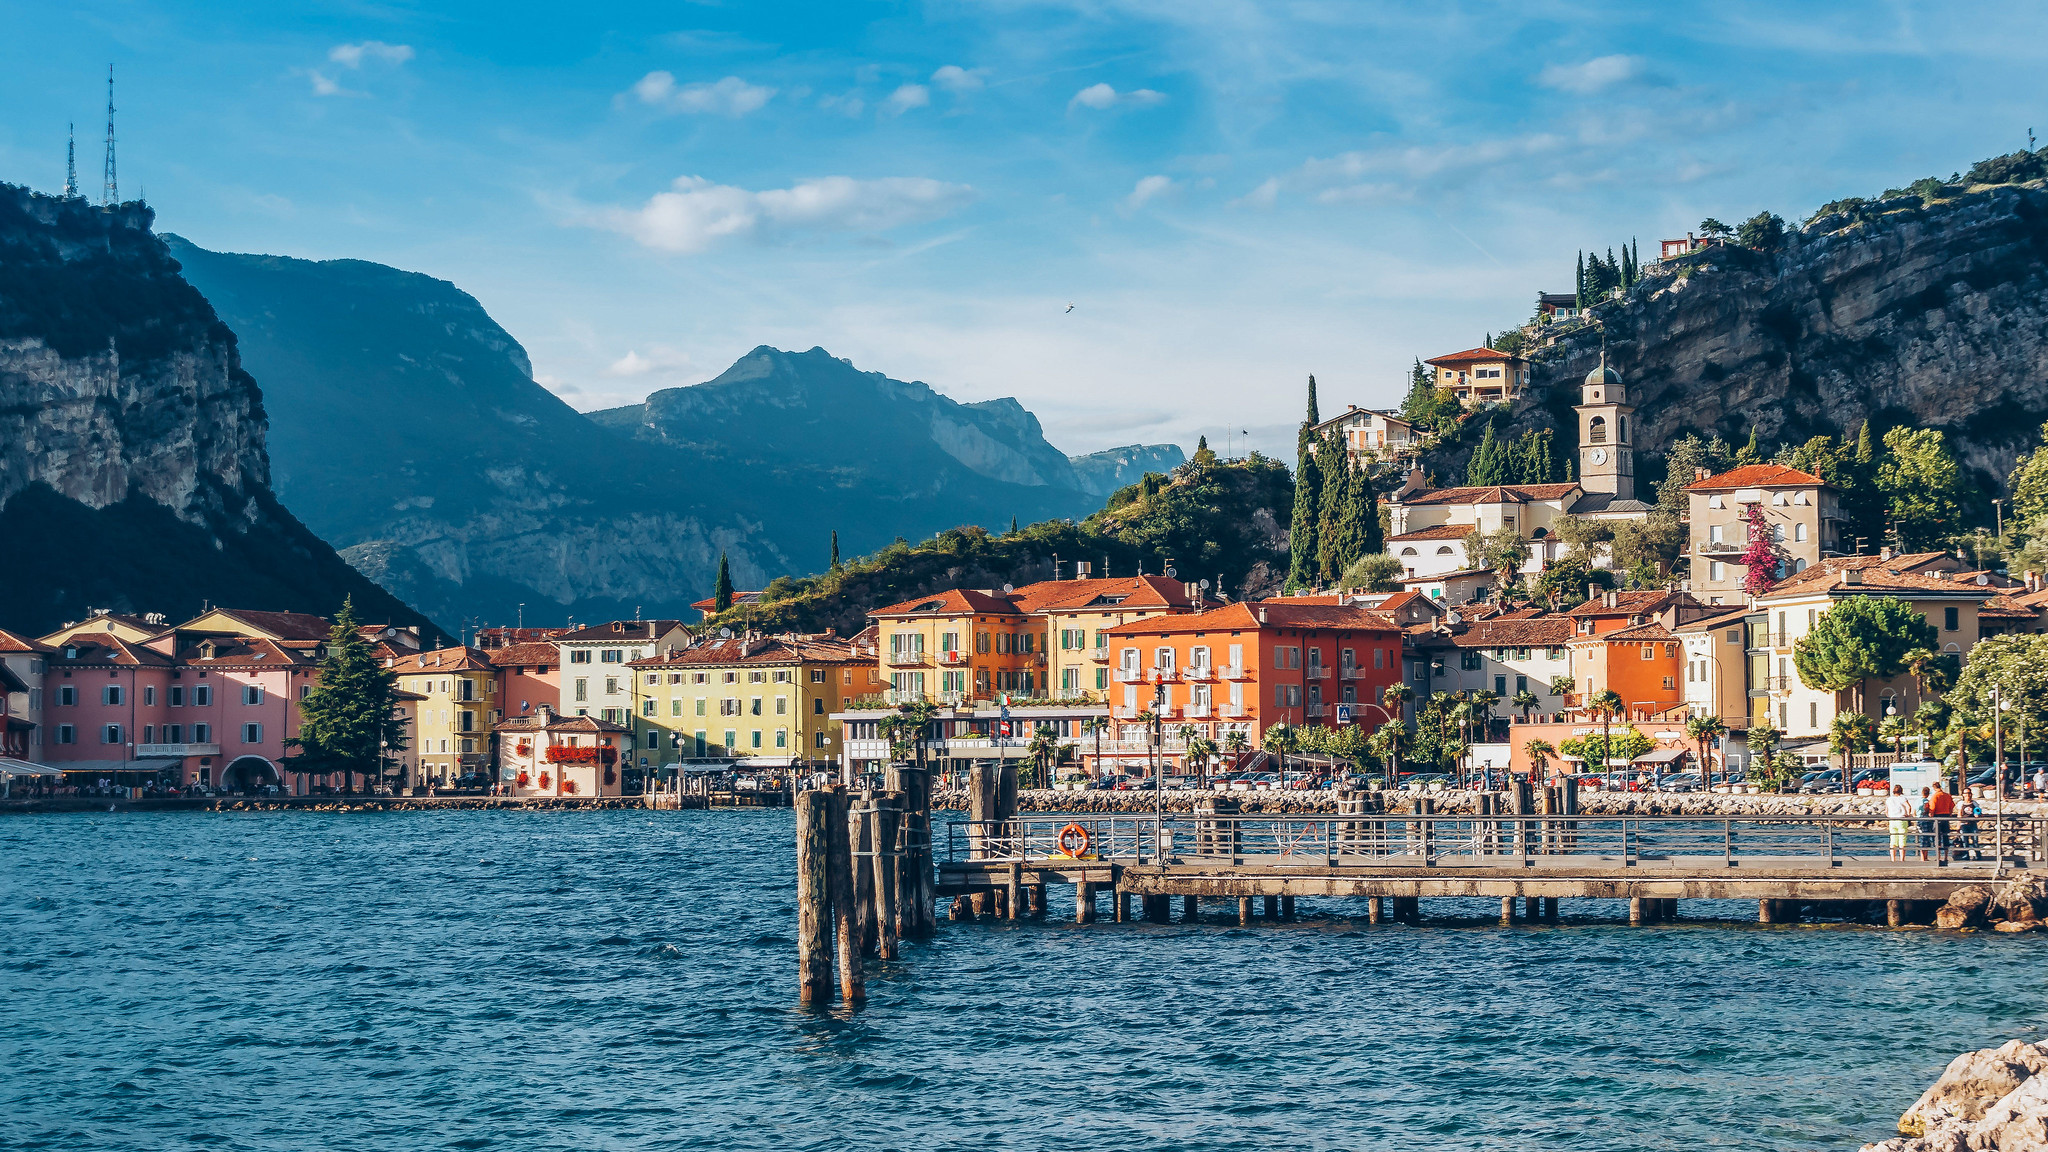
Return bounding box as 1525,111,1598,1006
1800,769,1844,794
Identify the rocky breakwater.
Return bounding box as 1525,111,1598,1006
1866,1038,2048,1151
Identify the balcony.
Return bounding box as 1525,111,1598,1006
1340,666,1368,679
136,743,219,757
1182,665,1215,682
1088,646,1111,663
1219,665,1250,680
1148,667,1180,683
1694,540,1744,556
1305,704,1328,718
1113,668,1145,684
1764,632,1794,649
1113,706,1139,719
1221,704,1247,718
936,650,968,666
1307,666,1332,680
1184,704,1212,718
885,652,928,667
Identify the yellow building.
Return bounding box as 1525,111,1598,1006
384,646,498,785
628,633,870,772
1425,346,1530,407
1017,575,1214,703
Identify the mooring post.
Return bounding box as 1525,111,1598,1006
1629,896,1646,926
796,790,833,1005
825,788,865,1006
872,796,900,961
1368,895,1383,924
1007,861,1022,922
851,792,874,958
1758,898,1775,924
1500,896,1514,924
1238,896,1253,925
1076,880,1094,924
1887,899,1904,928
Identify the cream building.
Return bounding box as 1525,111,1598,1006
1685,465,1843,605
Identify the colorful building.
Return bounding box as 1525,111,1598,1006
627,632,870,776
384,646,499,786
0,629,51,760
868,589,1041,705
489,642,563,720
553,619,692,728
1685,464,1843,604
493,707,629,797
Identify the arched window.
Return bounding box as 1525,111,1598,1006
1399,547,1418,557
1531,527,1549,539
1618,416,1626,441
1588,416,1607,444
1435,546,1455,556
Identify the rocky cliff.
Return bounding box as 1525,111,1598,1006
1069,443,1189,495
1462,182,2048,500
0,185,432,636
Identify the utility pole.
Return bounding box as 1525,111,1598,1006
102,64,117,206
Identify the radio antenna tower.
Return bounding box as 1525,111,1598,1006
102,64,117,206
64,124,76,198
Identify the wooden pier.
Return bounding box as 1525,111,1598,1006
933,796,2044,924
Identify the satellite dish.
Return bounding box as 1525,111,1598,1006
1002,583,1014,593
719,627,732,638
1164,566,1177,578
1199,578,1211,590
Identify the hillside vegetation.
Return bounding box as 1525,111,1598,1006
710,450,1292,635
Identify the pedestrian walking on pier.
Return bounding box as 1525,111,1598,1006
1915,787,1934,862
1886,785,1914,862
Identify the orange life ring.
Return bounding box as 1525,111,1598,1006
1056,822,1093,858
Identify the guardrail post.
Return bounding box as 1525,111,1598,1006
1724,817,1732,868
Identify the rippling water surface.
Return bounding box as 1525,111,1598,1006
3,808,2043,1151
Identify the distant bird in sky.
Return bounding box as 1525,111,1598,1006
1064,302,1074,313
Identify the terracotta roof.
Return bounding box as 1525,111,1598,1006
1565,591,1692,617
386,646,498,673
629,633,867,668
1671,607,1755,633
1979,596,2041,621
1103,602,1400,636
1445,618,1574,647
1756,558,1998,601
0,628,55,655
556,620,687,643
1425,347,1526,366
2009,587,2048,609
870,589,1022,618
46,635,176,667
1010,575,1212,614
194,609,336,641
488,642,563,667
690,592,763,612
1684,464,1827,492
175,636,316,667
1592,621,1679,642
1389,524,1475,541
1399,483,1581,506
1399,568,1494,583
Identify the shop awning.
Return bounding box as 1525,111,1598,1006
0,758,60,779
1634,747,1691,765
52,758,182,776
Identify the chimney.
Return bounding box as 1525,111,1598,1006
1076,561,1092,579
1693,467,1710,482
1879,546,1893,561
2029,571,2041,592
1840,569,1862,586
1257,606,1269,626
1586,583,1600,602
1605,591,1619,608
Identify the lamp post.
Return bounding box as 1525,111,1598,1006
1994,688,2008,877
1151,683,1166,849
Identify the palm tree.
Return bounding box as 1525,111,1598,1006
1549,675,1577,705
1262,723,1301,778
1524,738,1556,784
1186,736,1219,787
1590,688,1624,786
1223,728,1249,774
1081,715,1109,781
1472,689,1501,744
1512,688,1539,722
1685,714,1728,780
1382,682,1413,722
1879,711,1910,761
1025,724,1061,789
901,699,940,783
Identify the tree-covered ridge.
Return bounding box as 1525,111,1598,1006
707,453,1294,636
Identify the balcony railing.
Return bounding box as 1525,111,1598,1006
135,743,219,757
1693,540,1743,556
1764,632,1794,649
1088,646,1111,663
1221,704,1247,718
1148,667,1180,683
937,650,968,665
1184,704,1212,718
1340,665,1366,679
1307,667,1331,680
1113,668,1145,683
1113,706,1140,719
1183,665,1215,682
885,652,928,667
1306,704,1327,717
1219,665,1250,680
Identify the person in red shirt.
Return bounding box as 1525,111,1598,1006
1928,783,1956,864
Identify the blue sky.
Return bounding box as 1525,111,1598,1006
4,1,2046,459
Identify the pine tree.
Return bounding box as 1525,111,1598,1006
714,552,734,612
289,597,408,793
1736,426,1764,466
1304,374,1321,436
830,530,841,571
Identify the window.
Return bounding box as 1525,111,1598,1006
1708,524,1724,544
1588,415,1607,443
750,697,763,716
1794,523,1808,542
813,698,825,715
600,650,622,663
751,730,763,749
724,671,739,684
242,723,264,744
168,685,183,707
1062,667,1079,691
816,731,830,748
775,729,788,749
1944,607,1959,631
643,699,658,716
1095,668,1108,690
574,679,588,702
143,685,155,706
56,724,74,744
102,685,122,706
605,678,619,696
749,671,766,684
1709,561,1725,582
103,724,123,744
570,650,591,664
193,686,211,706
1516,675,1528,694
1374,648,1384,669
695,698,707,716
1809,702,1819,728
1641,645,1654,661
1460,651,1482,671
163,724,181,743
810,669,826,683
461,739,475,754
459,711,475,733
142,724,154,743
1662,677,1675,690
775,696,788,715
1155,647,1175,670
1495,675,1507,695
670,698,682,717
194,723,210,743
724,729,737,751
243,684,264,705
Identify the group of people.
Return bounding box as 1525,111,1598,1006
1884,782,1985,863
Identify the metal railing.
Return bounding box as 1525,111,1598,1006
944,813,2041,870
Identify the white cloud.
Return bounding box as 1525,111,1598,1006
632,72,777,116
883,83,930,116
329,41,413,68
1537,55,1649,95
592,174,977,254
307,70,346,97
1234,177,1280,208
931,65,984,93
605,347,694,377
1125,174,1174,209
1069,83,1167,111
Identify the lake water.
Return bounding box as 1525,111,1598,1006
2,808,2041,1151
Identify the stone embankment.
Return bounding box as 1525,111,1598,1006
0,795,648,815
937,787,2048,819
1866,1037,2048,1151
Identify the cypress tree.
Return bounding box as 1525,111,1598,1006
1467,423,1500,486
1288,377,1325,588
714,552,734,612
830,530,841,570
1575,252,1585,311
1010,515,1019,534
1353,460,1382,554
1316,433,1352,582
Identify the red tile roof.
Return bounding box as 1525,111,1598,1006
1103,602,1399,636
386,646,498,673
1591,621,1679,642
1564,591,1692,618
1389,524,1475,541
555,620,687,643
1444,617,1574,647
1425,347,1526,366
629,634,867,667
690,592,763,612
1979,596,2040,621
176,636,316,667
1399,483,1580,506
870,589,1023,617
47,635,176,667
1756,557,1998,600
0,628,55,655
1671,607,1755,633
497,712,629,734
1684,464,1826,492
488,642,563,667
1011,575,1212,614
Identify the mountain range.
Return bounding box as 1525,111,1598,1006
162,239,1182,627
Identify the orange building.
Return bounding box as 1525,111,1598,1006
1566,620,1685,722
867,589,1038,704
488,642,563,720
1098,602,1403,770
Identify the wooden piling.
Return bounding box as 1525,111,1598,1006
1758,898,1775,924
796,791,833,1005
871,798,900,961
1368,895,1383,924
1238,896,1253,924
825,788,865,1006
1887,899,1904,928
1076,881,1094,924
1007,861,1022,922
1114,888,1129,923
1500,896,1514,924
850,794,874,957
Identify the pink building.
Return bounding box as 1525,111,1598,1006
493,707,627,797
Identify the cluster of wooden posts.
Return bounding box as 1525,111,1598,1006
793,764,933,1007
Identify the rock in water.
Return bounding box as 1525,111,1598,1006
1996,875,2048,922
1935,905,1978,930
1948,885,1995,916
1895,1040,2048,1138
1971,1073,2048,1151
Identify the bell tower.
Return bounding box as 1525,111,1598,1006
1575,349,1634,499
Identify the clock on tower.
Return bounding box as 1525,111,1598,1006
1575,352,1633,500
